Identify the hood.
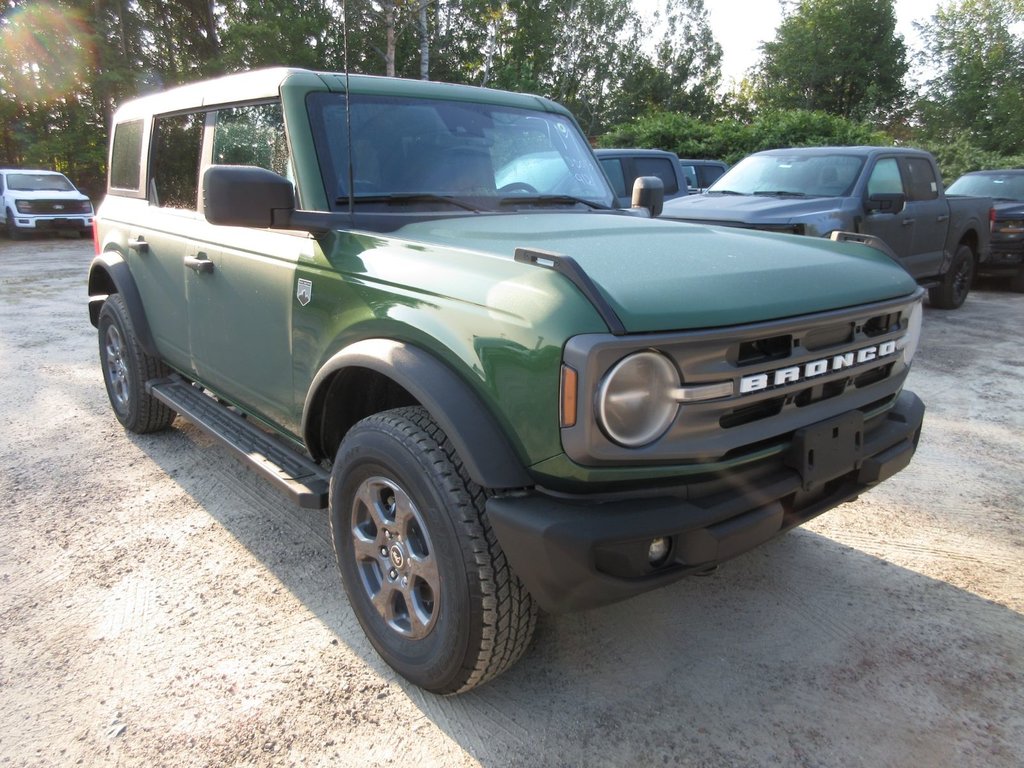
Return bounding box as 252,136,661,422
392,212,918,332
661,193,841,224
9,188,89,202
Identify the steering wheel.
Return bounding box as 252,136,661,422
497,182,538,195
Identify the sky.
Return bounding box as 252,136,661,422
636,0,945,87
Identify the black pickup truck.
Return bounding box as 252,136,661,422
947,169,1024,292
662,146,993,309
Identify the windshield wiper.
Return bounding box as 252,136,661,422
496,194,609,210
339,193,481,211
753,190,808,197
707,189,746,196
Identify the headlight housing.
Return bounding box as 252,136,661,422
897,298,923,365
15,200,35,213
596,351,679,447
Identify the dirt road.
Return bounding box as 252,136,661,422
1,237,1021,767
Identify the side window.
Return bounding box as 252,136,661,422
867,158,903,196
110,119,144,193
599,158,627,198
634,157,679,195
150,112,203,210
699,165,725,188
0,174,5,194
901,157,939,201
679,164,698,189
211,102,289,177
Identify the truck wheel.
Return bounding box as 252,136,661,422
1010,269,1024,293
97,293,176,433
928,243,974,309
330,406,536,694
5,208,23,240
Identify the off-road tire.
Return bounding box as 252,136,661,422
928,243,974,309
97,293,176,433
330,406,536,694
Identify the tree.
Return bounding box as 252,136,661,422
753,0,907,122
915,0,1024,155
606,0,723,125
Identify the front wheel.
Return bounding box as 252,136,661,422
97,294,176,433
928,243,975,309
330,407,536,694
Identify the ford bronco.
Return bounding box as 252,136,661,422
90,69,925,693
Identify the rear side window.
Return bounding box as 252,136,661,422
110,119,144,193
633,157,679,195
150,112,204,210
901,157,939,201
699,164,725,188
212,102,289,177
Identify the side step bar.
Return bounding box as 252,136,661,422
147,376,329,509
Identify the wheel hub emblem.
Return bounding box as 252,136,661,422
389,544,405,569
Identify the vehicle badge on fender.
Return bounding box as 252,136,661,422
296,278,312,307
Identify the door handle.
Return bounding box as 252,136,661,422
127,237,148,253
184,254,214,274
901,218,916,226
937,214,949,222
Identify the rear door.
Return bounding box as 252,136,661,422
898,155,948,277
127,111,205,372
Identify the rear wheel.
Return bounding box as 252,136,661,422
928,243,974,309
97,294,176,433
330,406,536,694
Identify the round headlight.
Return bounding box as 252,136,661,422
596,351,679,447
897,299,923,365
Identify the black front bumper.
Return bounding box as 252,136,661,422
487,391,924,613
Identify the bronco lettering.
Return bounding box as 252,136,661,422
739,340,899,394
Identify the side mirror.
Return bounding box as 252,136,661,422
865,192,906,215
203,165,296,228
631,175,664,218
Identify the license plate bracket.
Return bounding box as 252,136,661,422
786,411,864,491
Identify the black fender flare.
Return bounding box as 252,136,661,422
303,338,533,490
87,251,159,358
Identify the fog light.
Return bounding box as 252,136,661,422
647,537,670,565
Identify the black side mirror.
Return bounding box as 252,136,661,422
203,165,296,228
865,192,906,215
631,175,664,218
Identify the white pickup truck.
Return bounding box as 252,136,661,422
1,168,94,239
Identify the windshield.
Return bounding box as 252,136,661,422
308,92,615,211
708,154,864,198
7,173,75,192
947,172,1024,201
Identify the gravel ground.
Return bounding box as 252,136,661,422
1,236,1021,768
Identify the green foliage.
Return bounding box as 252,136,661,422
753,0,907,122
920,137,1024,184
915,0,1024,155
597,109,891,165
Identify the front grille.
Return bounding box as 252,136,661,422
19,199,91,214
561,291,922,466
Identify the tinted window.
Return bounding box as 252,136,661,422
901,157,939,201
600,158,627,198
698,164,725,188
947,172,1024,201
867,158,903,196
634,157,679,195
212,103,289,177
151,112,203,210
110,119,144,192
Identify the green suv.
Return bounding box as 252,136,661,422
90,68,925,693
